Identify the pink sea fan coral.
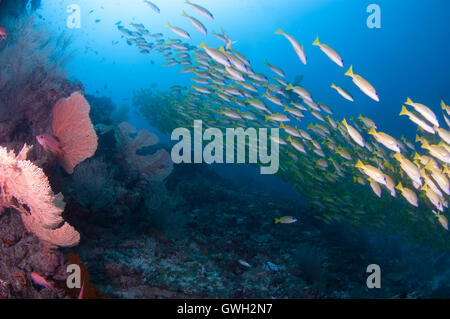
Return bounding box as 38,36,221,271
52,91,98,174
116,122,173,181
0,144,80,248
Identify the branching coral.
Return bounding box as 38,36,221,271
115,122,173,181
0,144,79,247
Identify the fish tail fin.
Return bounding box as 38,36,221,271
165,22,171,27
342,118,348,126
218,46,225,53
285,83,293,90
312,36,320,46
368,126,376,135
274,218,280,224
424,161,434,171
399,105,409,116
405,97,413,106
415,135,421,143
395,182,403,191
181,11,188,17
355,159,364,169
287,136,292,142
265,115,270,123
331,83,337,89
280,122,285,128
441,100,446,109
264,60,269,66
198,41,207,48
274,28,284,35
345,65,354,77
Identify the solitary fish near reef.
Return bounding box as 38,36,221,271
238,260,252,268
36,134,65,158
30,272,56,291
0,27,7,40
274,216,297,224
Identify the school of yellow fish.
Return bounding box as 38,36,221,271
122,1,449,247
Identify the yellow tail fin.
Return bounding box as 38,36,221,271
331,83,337,89
274,28,284,35
399,105,409,116
368,126,376,135
355,159,364,169
274,218,280,224
286,83,293,90
342,118,348,126
405,97,413,106
312,36,320,46
198,42,207,48
345,65,354,77
395,182,403,191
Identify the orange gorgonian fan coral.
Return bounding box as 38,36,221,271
0,144,80,247
116,122,173,182
52,91,98,174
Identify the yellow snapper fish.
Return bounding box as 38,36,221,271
358,115,377,129
432,211,449,231
317,158,328,168
368,178,382,197
422,185,445,212
225,66,245,82
421,169,444,197
434,126,450,145
424,162,450,195
383,173,397,197
265,113,290,123
399,105,435,134
336,146,353,161
368,127,402,153
181,11,207,35
420,139,450,164
395,182,419,207
165,22,191,39
290,102,307,112
274,216,298,224
285,84,313,103
198,42,231,67
312,36,344,68
280,123,302,138
342,118,365,147
270,135,287,145
287,136,307,154
355,160,387,185
393,152,423,186
405,98,439,127
185,0,214,20
264,60,286,78
220,109,242,120
344,65,379,102
331,83,354,102
284,106,304,118
275,29,307,65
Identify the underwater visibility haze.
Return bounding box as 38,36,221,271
0,0,450,300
